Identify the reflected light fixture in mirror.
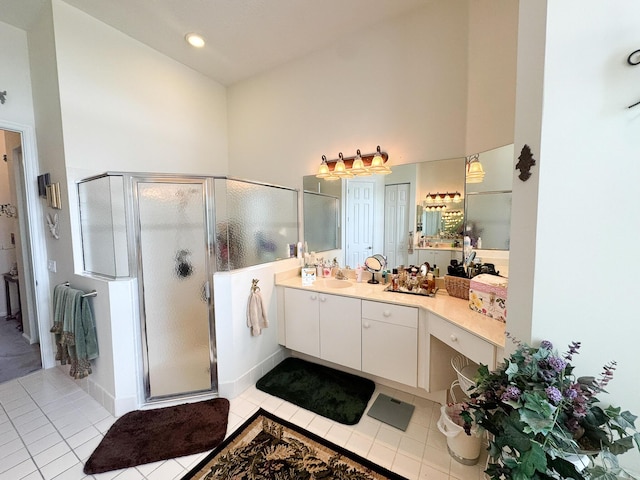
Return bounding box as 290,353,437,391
466,154,485,183
315,146,391,179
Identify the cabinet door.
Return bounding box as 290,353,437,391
284,288,320,357
362,301,418,387
319,294,361,370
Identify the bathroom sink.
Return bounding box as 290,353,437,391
319,279,353,289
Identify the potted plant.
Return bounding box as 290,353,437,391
461,336,640,479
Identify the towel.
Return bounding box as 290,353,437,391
247,289,268,336
50,285,99,379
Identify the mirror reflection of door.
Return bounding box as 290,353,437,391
345,180,374,268
384,183,410,269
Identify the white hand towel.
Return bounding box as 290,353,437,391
247,290,268,336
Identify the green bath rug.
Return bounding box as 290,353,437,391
256,357,375,425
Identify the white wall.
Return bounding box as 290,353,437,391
19,0,231,413
0,21,37,128
465,1,518,155
510,0,640,474
227,1,470,190
0,20,44,346
214,259,299,398
52,0,228,180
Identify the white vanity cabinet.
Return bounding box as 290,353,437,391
283,288,361,370
361,300,418,387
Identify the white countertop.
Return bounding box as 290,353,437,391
275,272,506,348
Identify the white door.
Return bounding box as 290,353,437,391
345,181,375,268
384,183,410,268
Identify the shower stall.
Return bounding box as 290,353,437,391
77,173,298,403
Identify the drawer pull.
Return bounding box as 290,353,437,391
319,296,326,302
363,322,371,329
310,294,317,300
450,334,458,342
383,310,391,317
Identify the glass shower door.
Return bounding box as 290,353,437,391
135,178,215,400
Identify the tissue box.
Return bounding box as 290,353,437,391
469,274,508,322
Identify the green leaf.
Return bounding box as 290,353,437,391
506,361,519,380
519,392,557,435
547,455,582,480
609,436,634,455
518,442,547,477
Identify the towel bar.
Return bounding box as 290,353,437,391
59,281,97,298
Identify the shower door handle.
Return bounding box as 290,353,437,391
201,281,211,302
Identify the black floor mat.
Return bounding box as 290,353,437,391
256,357,375,425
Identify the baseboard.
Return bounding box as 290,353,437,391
218,349,288,399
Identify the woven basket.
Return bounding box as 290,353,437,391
445,275,470,300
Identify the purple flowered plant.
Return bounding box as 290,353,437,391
462,337,640,480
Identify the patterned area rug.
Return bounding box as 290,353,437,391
182,408,408,480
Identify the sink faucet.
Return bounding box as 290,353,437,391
335,268,347,280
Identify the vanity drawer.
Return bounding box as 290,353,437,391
362,300,417,328
428,313,495,367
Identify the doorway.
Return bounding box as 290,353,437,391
345,180,375,268
384,183,410,269
0,127,44,381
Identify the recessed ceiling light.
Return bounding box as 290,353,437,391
185,33,205,48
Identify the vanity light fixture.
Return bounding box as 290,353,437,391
350,149,371,176
315,146,391,179
424,192,462,205
185,33,206,48
332,153,354,179
466,154,485,183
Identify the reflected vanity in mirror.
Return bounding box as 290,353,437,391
302,144,513,276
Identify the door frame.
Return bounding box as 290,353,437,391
0,120,53,368
131,175,218,403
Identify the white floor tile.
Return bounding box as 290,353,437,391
2,367,469,479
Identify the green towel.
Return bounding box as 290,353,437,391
51,285,99,378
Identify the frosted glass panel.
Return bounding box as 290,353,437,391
137,181,212,398
214,179,298,270
78,175,129,277
304,192,339,252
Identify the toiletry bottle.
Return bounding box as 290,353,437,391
356,264,363,283
391,269,399,290
323,262,331,278
434,264,439,277
477,237,482,249
316,262,323,278
427,271,435,293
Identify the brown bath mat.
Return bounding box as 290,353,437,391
83,397,229,474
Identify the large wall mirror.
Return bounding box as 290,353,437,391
302,177,342,253
302,143,513,274
464,144,514,251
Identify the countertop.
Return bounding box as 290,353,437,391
275,271,506,348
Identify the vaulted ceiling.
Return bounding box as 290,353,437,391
1,0,430,85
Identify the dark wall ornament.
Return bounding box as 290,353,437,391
516,144,536,182
0,91,6,105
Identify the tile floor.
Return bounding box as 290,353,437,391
0,367,488,480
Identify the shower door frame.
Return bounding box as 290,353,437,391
130,174,218,403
